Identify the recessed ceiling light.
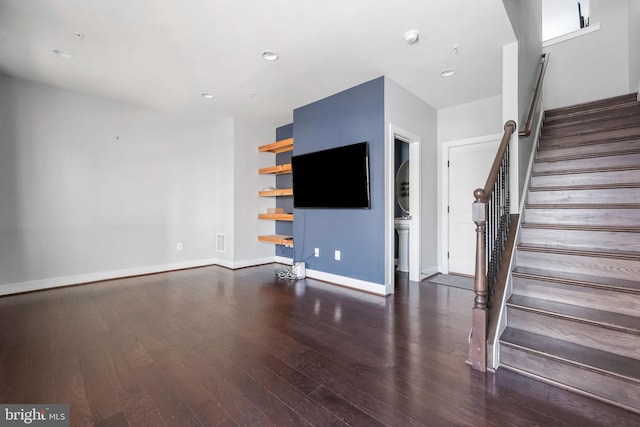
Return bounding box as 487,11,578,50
441,69,456,77
52,49,73,59
403,30,420,44
201,92,214,99
261,51,279,61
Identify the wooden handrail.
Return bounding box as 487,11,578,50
519,53,549,138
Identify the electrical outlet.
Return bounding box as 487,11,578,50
176,242,183,251
334,250,341,261
314,248,319,257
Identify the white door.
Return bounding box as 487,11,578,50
448,140,500,275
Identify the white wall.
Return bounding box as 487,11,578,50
543,0,630,109
629,0,640,92
503,0,543,198
213,119,236,267
232,116,281,266
0,74,234,292
437,95,503,144
384,77,438,281
503,41,520,213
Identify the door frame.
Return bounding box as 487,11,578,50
438,133,502,274
386,124,421,288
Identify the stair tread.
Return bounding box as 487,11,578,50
532,165,640,176
521,223,640,232
512,267,640,294
545,93,639,118
545,99,639,119
538,135,640,149
529,183,640,191
540,123,640,139
507,294,640,334
525,203,640,209
544,104,640,129
539,136,640,148
541,121,640,139
518,243,640,260
500,328,640,383
535,147,640,162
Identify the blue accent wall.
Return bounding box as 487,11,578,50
275,123,294,258
292,77,385,284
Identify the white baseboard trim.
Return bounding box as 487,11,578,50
225,256,280,269
305,269,390,296
0,256,391,297
274,256,294,265
0,258,220,297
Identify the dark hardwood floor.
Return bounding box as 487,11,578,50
1,264,639,426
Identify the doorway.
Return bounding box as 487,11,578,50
387,125,421,289
441,135,501,275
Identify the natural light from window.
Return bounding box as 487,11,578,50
543,0,591,41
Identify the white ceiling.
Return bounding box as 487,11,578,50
0,0,516,126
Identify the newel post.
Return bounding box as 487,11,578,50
469,188,487,372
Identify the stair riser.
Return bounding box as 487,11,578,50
539,127,640,147
512,275,640,317
530,169,640,187
542,116,640,138
537,139,640,160
519,228,639,252
507,308,639,359
527,187,640,204
500,346,640,413
533,153,640,173
523,208,640,226
516,250,640,281
544,104,640,128
545,94,638,119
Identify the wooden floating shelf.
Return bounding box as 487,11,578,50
259,163,291,175
259,138,294,154
258,234,293,247
259,188,293,197
258,213,293,221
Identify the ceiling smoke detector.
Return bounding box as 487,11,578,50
403,30,419,44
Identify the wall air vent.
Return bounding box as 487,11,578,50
216,233,226,253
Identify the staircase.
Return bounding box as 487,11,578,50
499,93,640,414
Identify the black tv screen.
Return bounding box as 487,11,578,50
292,142,371,209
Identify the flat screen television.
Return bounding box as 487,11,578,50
291,141,370,209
